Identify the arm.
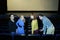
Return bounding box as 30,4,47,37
32,24,34,34
18,23,22,28
31,21,34,34
24,18,25,23
16,21,19,28
40,25,44,31
40,24,46,32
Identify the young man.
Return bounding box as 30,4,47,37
39,14,55,35
16,15,25,35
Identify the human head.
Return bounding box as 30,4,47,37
30,13,34,19
20,15,24,20
10,14,14,20
30,15,34,19
38,14,43,20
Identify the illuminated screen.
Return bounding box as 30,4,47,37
7,0,58,11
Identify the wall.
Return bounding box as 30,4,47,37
7,0,58,11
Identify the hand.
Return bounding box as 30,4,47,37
40,29,43,32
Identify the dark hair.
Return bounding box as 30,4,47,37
38,13,44,16
31,12,34,15
9,14,14,17
8,14,15,20
31,12,37,19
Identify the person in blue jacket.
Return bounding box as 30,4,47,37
39,14,55,35
16,15,25,35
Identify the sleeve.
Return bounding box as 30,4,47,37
8,21,11,27
43,25,46,31
31,21,35,34
42,19,47,31
24,18,25,23
16,21,19,28
42,23,47,34
8,21,11,32
16,24,18,29
18,23,22,28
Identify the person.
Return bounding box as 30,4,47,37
30,13,38,35
16,15,25,35
39,14,55,35
8,14,17,40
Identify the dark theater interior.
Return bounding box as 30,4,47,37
0,0,60,40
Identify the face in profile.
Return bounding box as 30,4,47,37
30,15,34,19
10,15,14,20
20,15,24,20
39,16,43,20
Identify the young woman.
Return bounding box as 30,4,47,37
30,13,38,35
16,15,25,35
9,14,17,35
8,14,17,40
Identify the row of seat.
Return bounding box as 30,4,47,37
0,34,60,40
0,14,60,36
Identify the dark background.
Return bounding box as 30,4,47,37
0,0,60,40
